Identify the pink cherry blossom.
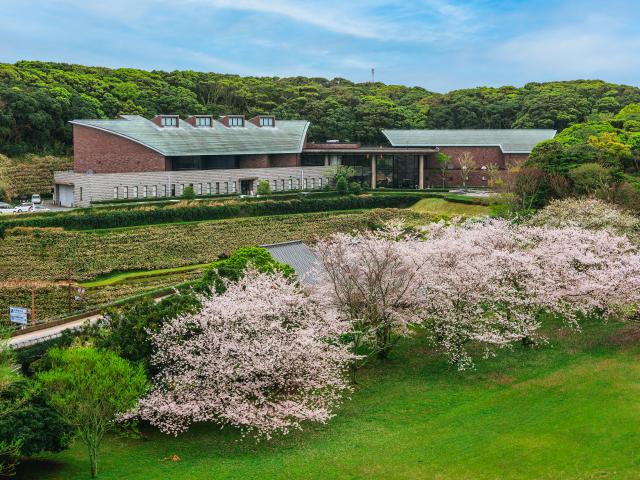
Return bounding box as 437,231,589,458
131,269,354,438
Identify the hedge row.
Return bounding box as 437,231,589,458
0,209,423,282
0,194,422,233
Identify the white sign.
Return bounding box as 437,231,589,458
9,306,29,325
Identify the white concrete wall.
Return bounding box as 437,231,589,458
54,166,330,207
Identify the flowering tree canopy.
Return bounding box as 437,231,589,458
314,223,425,363
317,216,640,370
132,270,353,438
417,219,640,368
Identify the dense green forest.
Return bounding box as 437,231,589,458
1,61,640,156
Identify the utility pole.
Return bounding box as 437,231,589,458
371,67,375,83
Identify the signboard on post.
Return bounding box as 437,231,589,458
9,306,29,326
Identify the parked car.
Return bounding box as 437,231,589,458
13,203,34,213
32,205,51,212
0,202,14,214
31,194,42,204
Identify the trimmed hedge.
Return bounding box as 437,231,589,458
0,194,422,233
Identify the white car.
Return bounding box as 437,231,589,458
31,194,42,204
13,203,34,213
0,202,14,214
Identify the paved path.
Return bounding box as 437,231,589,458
9,295,169,349
9,312,103,349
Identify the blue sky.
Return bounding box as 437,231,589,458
1,0,638,92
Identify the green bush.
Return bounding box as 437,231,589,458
0,194,422,234
182,185,195,199
0,379,73,456
336,176,349,195
349,182,362,195
256,180,271,195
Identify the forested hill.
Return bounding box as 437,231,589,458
1,60,640,156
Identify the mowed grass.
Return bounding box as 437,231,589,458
410,198,492,217
18,319,640,480
80,263,210,288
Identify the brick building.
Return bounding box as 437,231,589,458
54,114,555,206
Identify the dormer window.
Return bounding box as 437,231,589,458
195,116,212,127
161,116,178,127
259,116,275,127
228,116,244,127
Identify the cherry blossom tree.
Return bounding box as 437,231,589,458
317,218,640,371
415,219,640,368
131,270,353,439
314,223,425,379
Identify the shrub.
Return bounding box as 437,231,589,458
349,182,362,195
196,246,294,294
256,180,271,195
336,176,349,195
0,379,73,457
182,185,195,199
569,163,614,195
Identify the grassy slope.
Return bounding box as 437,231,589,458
18,319,640,480
410,198,492,217
79,264,209,288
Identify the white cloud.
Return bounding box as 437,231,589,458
176,0,480,42
494,16,640,78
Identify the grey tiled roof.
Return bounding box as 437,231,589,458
70,115,310,156
382,129,556,153
261,241,321,285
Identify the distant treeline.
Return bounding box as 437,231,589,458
1,61,640,155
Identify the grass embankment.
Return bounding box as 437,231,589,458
79,264,210,288
410,198,492,217
18,319,640,479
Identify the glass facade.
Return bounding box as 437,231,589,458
307,152,421,189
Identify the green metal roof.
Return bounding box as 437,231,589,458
382,129,556,153
70,115,310,156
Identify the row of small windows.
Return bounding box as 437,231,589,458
160,115,275,128
112,178,325,199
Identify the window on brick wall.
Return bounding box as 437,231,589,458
171,184,176,196
80,187,83,201
272,179,278,191
259,116,275,127
151,185,157,197
196,183,202,195
113,186,118,199
195,116,212,127
161,116,178,127
206,183,212,195
228,116,244,127
215,182,220,194
281,179,286,190
142,186,148,198
123,186,128,198
132,186,138,198
289,178,293,190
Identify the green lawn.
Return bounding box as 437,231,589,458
410,198,492,217
17,319,640,480
80,263,210,288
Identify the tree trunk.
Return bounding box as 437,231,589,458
376,325,392,360
88,440,99,478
